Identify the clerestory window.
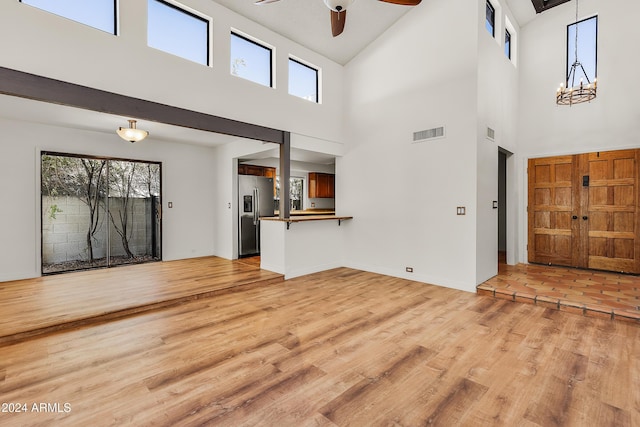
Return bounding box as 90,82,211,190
20,0,117,34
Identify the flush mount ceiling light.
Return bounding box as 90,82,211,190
254,0,421,37
117,119,149,143
556,0,597,106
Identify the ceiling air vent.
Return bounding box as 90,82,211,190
413,126,445,143
486,127,495,141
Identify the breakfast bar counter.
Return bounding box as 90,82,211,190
259,215,353,279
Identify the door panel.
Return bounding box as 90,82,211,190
528,156,577,266
528,149,640,274
585,150,640,273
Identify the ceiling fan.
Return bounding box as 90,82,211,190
254,0,422,37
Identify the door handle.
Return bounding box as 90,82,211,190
572,215,578,220
582,216,588,220
253,188,259,225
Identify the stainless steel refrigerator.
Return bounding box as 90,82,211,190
238,175,274,257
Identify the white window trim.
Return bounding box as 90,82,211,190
20,0,119,35
230,28,276,89
288,54,322,104
149,0,213,67
504,15,517,66
486,0,497,41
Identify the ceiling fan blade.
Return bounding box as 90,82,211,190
330,10,347,37
254,0,281,4
379,0,422,5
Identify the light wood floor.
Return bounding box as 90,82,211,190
0,257,282,344
0,262,638,426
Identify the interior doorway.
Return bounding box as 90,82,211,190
498,148,512,266
498,151,507,261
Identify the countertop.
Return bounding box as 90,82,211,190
261,215,352,223
274,209,335,216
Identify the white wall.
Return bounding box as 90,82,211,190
475,0,520,282
0,0,344,143
341,0,480,292
0,116,217,282
517,0,640,262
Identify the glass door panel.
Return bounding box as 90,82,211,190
107,160,161,267
41,154,108,273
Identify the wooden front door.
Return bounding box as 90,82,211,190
528,149,640,273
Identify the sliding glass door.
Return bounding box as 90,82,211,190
41,153,161,274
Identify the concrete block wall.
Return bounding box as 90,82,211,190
42,196,155,264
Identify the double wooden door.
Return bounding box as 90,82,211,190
528,149,640,273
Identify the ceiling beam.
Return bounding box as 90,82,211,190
530,0,572,14
0,66,285,145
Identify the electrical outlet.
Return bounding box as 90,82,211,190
406,267,413,273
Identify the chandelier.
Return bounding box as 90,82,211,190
556,0,597,106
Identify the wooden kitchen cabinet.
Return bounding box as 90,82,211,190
238,164,276,178
238,164,264,176
263,167,276,179
308,172,335,198
238,164,277,196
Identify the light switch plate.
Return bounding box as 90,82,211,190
457,206,466,215
168,202,173,208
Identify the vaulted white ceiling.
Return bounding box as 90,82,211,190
214,0,414,65
213,0,541,65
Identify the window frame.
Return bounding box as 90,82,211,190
486,1,496,38
19,0,118,35
40,151,163,275
288,56,320,104
566,15,598,85
230,31,275,88
147,0,211,66
505,29,511,59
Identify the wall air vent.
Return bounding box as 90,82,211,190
413,126,445,143
486,127,495,141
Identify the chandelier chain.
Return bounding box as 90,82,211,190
574,0,579,65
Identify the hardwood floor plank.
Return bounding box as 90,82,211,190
422,378,490,426
319,345,438,425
